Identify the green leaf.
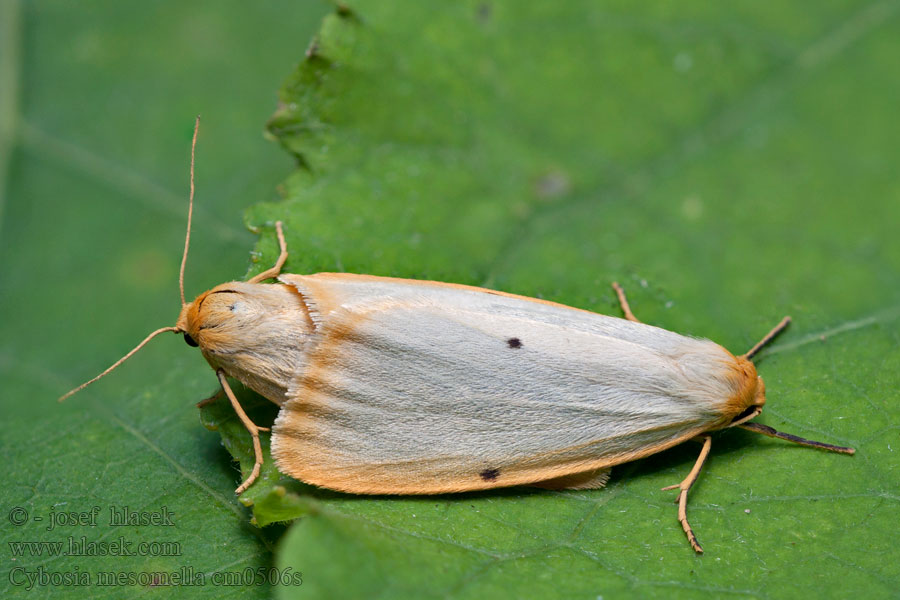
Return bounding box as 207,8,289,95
228,2,899,598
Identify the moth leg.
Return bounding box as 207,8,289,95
741,316,791,359
611,282,641,323
248,221,288,283
196,388,224,408
216,370,271,494
533,468,611,490
661,435,712,553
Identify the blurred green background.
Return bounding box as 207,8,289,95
2,1,898,599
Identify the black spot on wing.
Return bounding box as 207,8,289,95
480,468,500,481
506,337,522,349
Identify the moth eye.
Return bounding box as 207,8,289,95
183,333,199,348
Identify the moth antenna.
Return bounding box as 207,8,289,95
739,422,855,454
742,316,791,360
58,327,179,402
179,115,201,307
62,117,200,403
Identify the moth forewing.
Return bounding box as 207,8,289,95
268,273,765,495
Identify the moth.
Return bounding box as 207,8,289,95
62,119,854,553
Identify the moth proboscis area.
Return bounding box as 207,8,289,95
60,117,855,554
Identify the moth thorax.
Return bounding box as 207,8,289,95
177,281,316,405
